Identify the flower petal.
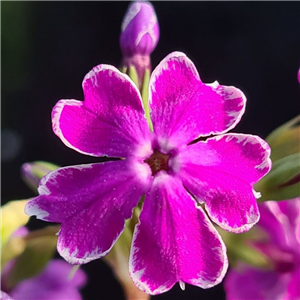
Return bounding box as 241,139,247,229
225,263,291,300
52,65,151,158
149,52,246,149
129,173,228,295
0,291,13,300
174,134,271,232
258,198,300,254
25,160,151,264
287,267,300,299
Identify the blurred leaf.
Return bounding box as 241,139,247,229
266,115,300,163
4,226,59,289
1,236,26,267
256,153,300,202
21,161,60,193
1,199,30,247
216,226,272,270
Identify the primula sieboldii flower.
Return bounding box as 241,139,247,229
225,198,300,300
25,52,271,294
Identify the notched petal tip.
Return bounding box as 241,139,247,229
83,64,122,88
211,84,247,135
51,99,93,155
24,200,49,220
82,63,140,96
150,52,199,88
251,135,272,178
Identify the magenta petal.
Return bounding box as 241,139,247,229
258,199,300,254
129,173,228,295
149,52,246,147
25,160,151,264
175,133,271,232
225,263,291,300
287,268,300,299
0,291,13,300
52,65,151,158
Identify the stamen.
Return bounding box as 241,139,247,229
145,149,170,176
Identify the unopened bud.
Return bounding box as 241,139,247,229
120,2,159,90
21,161,59,193
120,1,159,57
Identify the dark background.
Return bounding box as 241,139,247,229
2,1,300,299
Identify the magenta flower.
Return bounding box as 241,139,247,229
25,52,271,294
2,260,86,300
225,198,300,300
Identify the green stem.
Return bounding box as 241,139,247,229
141,69,153,132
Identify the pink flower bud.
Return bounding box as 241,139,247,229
120,1,159,57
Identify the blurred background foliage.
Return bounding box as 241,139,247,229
1,2,300,300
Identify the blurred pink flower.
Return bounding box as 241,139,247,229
225,198,300,300
1,259,86,300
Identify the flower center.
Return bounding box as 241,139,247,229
145,149,170,176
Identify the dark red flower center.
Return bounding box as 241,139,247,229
145,150,170,176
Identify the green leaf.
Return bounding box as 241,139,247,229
256,153,300,202
266,115,300,163
141,68,153,132
4,226,59,289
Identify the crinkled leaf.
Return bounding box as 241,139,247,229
256,153,300,202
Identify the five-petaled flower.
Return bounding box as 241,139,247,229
25,51,271,295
